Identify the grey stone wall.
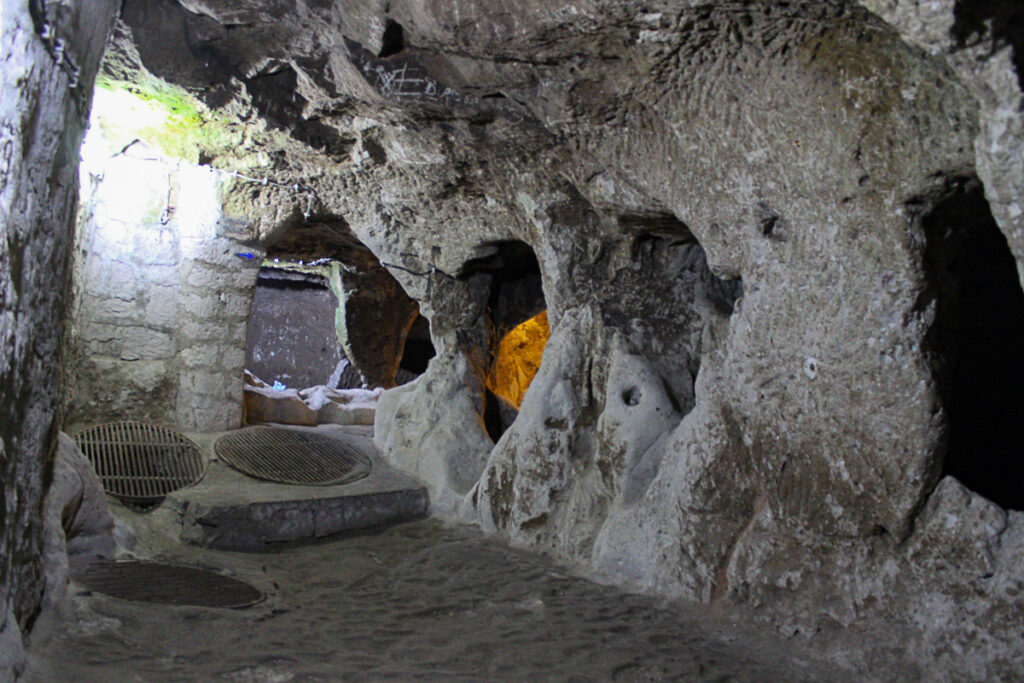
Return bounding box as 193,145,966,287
246,269,343,389
67,148,262,432
0,1,118,678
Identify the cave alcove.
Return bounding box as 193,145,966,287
398,314,436,381
925,183,1024,511
461,241,550,442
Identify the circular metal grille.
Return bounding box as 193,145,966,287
73,560,264,609
214,426,372,486
72,421,205,503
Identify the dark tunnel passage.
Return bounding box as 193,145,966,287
927,184,1024,511
399,314,436,378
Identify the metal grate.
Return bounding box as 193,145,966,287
214,426,372,486
73,560,264,609
72,421,205,503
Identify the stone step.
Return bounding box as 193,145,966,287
166,425,428,550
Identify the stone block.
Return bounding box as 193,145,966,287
80,321,126,343
222,346,247,371
119,327,176,361
91,358,171,392
176,393,241,431
222,291,253,318
146,265,180,288
180,320,224,341
229,323,248,345
179,370,223,395
144,286,179,327
243,391,319,426
82,336,122,358
83,260,136,299
180,292,218,318
188,237,237,267
133,227,179,266
182,261,228,289
176,462,429,550
179,345,221,369
82,294,138,323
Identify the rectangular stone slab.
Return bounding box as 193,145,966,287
170,426,428,550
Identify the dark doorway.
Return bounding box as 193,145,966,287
398,314,436,382
929,184,1024,510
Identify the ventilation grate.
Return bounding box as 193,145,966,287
73,560,264,609
214,426,372,486
72,421,205,504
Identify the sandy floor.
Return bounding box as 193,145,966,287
24,517,847,682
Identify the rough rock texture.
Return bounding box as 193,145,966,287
39,434,118,615
859,0,1024,283
330,254,419,388
68,140,262,432
57,0,1024,678
0,1,118,678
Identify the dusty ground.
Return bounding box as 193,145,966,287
24,516,847,682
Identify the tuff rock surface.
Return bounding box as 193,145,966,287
39,434,120,617
34,0,1024,678
0,1,118,678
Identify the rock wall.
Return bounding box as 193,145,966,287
0,0,118,677
325,252,419,389
68,143,261,431
79,0,1024,678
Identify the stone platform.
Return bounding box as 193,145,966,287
160,425,428,550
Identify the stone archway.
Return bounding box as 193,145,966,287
460,240,549,441
260,218,422,390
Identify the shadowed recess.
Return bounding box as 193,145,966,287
926,184,1024,510
952,0,1024,90
461,241,549,441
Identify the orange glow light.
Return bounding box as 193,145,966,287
486,310,549,409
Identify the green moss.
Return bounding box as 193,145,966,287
93,75,243,163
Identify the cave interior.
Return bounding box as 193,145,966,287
2,0,1024,680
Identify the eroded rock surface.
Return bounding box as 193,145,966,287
58,0,1024,678
330,251,419,388
0,1,119,678
40,434,120,615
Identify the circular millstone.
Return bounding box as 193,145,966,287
72,421,205,504
214,426,372,486
73,560,264,609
